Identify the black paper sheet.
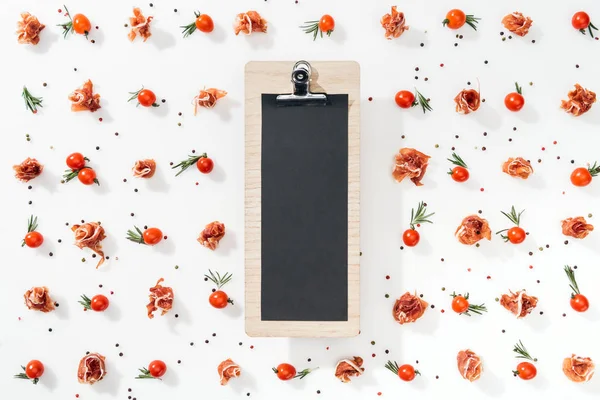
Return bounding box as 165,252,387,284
261,94,349,321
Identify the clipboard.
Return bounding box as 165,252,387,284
245,61,360,337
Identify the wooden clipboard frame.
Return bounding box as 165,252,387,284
245,61,360,337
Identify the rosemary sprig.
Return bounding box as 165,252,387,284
564,265,581,295
413,88,432,114
450,292,487,316
513,340,537,362
14,366,38,384
126,226,146,245
515,82,522,95
128,87,159,107
587,161,600,177
21,215,39,247
495,206,524,240
180,12,201,38
22,86,43,114
384,360,420,377
57,5,77,39
272,367,318,379
172,153,207,176
78,294,93,310
135,367,158,379
205,269,233,289
464,15,481,31
61,166,98,185
300,20,331,40
409,201,434,230
580,21,598,37
447,152,468,169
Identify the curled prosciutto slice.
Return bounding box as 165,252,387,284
128,7,153,42
233,11,267,35
198,221,226,250
501,12,533,37
17,12,45,45
454,88,481,114
334,357,364,383
381,6,409,39
69,80,101,112
218,359,241,385
132,159,156,178
393,292,428,324
13,157,43,182
500,290,538,318
78,353,106,385
457,349,482,382
24,286,55,313
455,215,491,245
561,84,596,117
392,148,430,186
193,88,227,115
502,157,533,179
562,216,594,239
72,222,106,269
563,355,595,383
147,278,174,319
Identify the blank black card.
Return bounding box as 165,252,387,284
261,94,349,321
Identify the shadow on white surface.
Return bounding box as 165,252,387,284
52,294,70,320
104,301,122,322
208,162,226,183
395,28,429,49
146,166,170,193
214,96,240,122
30,29,59,54
168,301,191,334
101,229,119,264
231,368,258,394
36,168,60,193
208,24,227,44
582,306,600,322
151,101,170,118
90,27,105,48
223,301,242,318
476,369,506,397
151,27,177,50
217,229,235,256
517,105,541,124
526,312,551,332
155,236,176,256
91,358,121,396
162,368,179,387
409,309,440,336
96,99,114,124
330,24,346,45
246,30,274,50
40,365,58,391
473,104,503,130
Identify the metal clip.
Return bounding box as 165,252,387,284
276,61,328,106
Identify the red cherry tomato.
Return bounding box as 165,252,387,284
571,294,589,312
137,90,157,107
571,168,592,187
402,229,420,247
507,227,526,244
78,168,97,185
516,362,537,380
444,9,466,29
143,228,163,246
452,296,469,313
72,14,91,35
274,363,297,380
90,294,109,312
196,14,214,33
505,93,525,112
572,12,591,30
395,90,415,109
148,360,167,378
398,364,417,381
450,166,469,182
209,290,230,308
24,231,44,248
319,15,335,33
197,157,214,174
66,152,86,170
25,360,44,379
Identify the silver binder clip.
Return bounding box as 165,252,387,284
276,61,328,106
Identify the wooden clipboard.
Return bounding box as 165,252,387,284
245,61,360,337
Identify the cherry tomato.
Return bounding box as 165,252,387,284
25,360,44,379
66,152,86,170
148,360,167,378
505,93,525,112
209,290,230,309
72,14,91,36
571,168,592,187
444,9,466,29
78,168,97,185
515,362,537,380
197,157,214,174
398,364,417,381
507,227,526,244
137,90,157,107
402,229,420,247
196,14,214,33
395,90,415,109
143,228,163,246
452,296,469,313
319,15,335,33
275,363,297,380
571,294,589,312
450,166,469,182
24,231,44,248
572,12,591,30
90,294,109,312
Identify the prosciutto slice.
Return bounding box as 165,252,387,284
561,84,596,116
500,290,538,318
147,278,174,318
17,12,45,45
233,11,267,35
77,353,106,384
128,8,153,42
457,349,482,382
381,6,409,39
563,355,595,383
501,12,533,37
392,148,430,186
454,88,480,114
132,159,156,178
218,359,241,385
502,157,533,179
69,80,101,112
334,357,364,383
24,286,55,313
193,88,227,115
562,217,594,239
13,157,43,182
197,221,226,250
72,222,106,268
455,215,491,245
393,292,427,324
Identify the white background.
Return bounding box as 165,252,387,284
2,0,600,399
